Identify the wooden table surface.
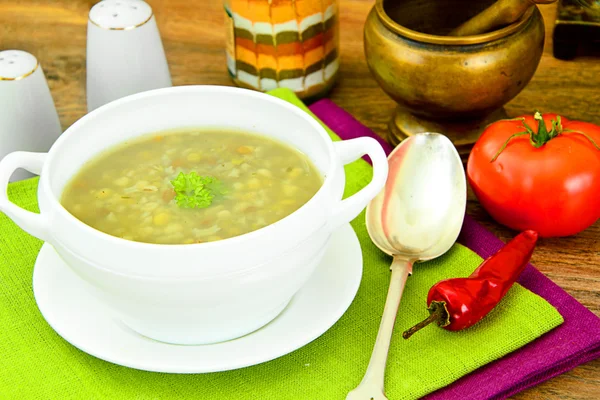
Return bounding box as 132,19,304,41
1,0,599,398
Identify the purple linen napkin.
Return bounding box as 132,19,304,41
309,98,600,400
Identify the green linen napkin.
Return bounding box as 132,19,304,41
0,89,563,400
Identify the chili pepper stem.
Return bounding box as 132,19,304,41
402,301,449,339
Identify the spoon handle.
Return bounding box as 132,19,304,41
346,257,412,400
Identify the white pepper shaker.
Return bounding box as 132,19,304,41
0,50,62,182
86,0,172,112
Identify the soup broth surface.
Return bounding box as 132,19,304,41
61,129,323,244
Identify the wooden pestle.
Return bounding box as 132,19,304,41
449,0,556,36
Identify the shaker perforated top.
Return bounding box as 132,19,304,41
89,0,153,30
0,50,39,81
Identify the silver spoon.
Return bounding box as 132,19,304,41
346,132,467,400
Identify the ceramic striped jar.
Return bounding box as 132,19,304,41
224,0,339,100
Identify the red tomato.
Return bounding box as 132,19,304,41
467,113,600,237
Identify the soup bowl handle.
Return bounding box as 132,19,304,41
0,151,51,242
328,138,388,231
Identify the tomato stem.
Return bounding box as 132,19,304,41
490,112,599,162
491,131,529,162
562,129,600,150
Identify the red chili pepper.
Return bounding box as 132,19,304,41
403,230,538,339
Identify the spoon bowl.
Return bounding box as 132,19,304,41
347,132,466,400
366,132,467,260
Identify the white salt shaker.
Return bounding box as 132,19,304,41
86,0,172,112
0,50,62,182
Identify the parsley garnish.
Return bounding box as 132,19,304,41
170,172,224,209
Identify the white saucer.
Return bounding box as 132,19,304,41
32,223,362,373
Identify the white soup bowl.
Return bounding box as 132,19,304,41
0,86,388,345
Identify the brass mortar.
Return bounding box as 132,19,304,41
364,0,545,154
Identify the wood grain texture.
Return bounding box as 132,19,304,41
1,0,599,398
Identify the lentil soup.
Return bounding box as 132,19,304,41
60,129,323,244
